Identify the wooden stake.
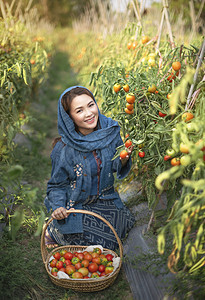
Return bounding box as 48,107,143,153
156,0,175,51
0,0,8,28
131,0,144,38
185,37,205,110
156,9,165,51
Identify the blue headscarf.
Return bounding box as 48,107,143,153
58,86,120,152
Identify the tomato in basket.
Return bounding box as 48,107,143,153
53,252,61,260
56,260,64,269
88,262,98,273
81,259,89,267
91,272,100,278
60,249,67,257
106,254,114,261
50,258,57,268
93,247,102,255
105,266,114,274
98,265,106,273
64,252,73,260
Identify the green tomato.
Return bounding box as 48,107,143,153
180,155,191,166
186,123,199,132
166,149,176,157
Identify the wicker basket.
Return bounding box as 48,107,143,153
41,209,123,292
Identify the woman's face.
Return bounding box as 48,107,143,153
69,94,99,135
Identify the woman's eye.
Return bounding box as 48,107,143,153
76,109,82,113
89,103,94,107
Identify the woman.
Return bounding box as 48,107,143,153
44,86,135,250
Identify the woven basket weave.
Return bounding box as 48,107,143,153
41,209,123,292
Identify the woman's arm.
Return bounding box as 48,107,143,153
46,142,73,217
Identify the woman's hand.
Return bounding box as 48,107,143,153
120,145,134,167
51,207,75,220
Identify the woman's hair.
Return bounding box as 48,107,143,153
52,87,96,148
61,87,95,114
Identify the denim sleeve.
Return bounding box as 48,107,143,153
46,142,71,212
112,134,132,179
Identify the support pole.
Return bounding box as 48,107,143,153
185,37,205,110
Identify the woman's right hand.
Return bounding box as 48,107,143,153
51,207,75,220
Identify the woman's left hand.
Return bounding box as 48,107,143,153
120,145,134,167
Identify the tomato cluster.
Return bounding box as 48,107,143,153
49,247,115,279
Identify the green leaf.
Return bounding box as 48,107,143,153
194,223,203,249
23,68,28,85
34,210,45,236
157,229,166,254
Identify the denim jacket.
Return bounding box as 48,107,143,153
45,138,131,234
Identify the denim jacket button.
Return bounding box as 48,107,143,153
81,189,85,192
73,213,76,216
84,174,87,176
83,156,86,159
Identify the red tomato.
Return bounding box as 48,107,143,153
77,253,84,261
56,260,64,270
65,265,76,275
72,271,83,279
171,158,181,166
75,262,82,270
50,259,57,268
84,253,93,262
59,267,66,272
120,150,128,159
164,155,171,161
91,252,99,259
125,140,132,148
105,266,114,274
92,257,101,265
64,259,71,266
98,265,106,273
167,73,176,82
88,262,98,273
81,259,89,268
100,271,106,277
158,111,167,117
64,252,73,260
106,254,114,261
138,151,145,158
53,252,61,260
182,112,194,122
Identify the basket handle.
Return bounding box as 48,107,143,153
41,209,123,264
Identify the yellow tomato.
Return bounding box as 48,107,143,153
148,84,157,93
